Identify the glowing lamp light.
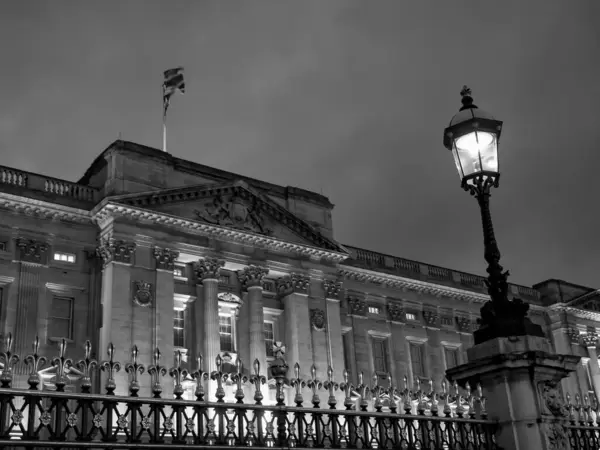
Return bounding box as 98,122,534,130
443,86,503,189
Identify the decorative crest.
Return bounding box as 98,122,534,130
24,336,47,389
169,350,189,399
51,339,73,392
132,280,153,307
147,347,168,398
249,359,266,404
124,345,145,396
100,343,121,395
310,308,326,331
191,354,209,401
76,340,97,393
273,341,286,359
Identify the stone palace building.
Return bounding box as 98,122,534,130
0,140,598,403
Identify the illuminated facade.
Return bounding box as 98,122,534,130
0,140,597,403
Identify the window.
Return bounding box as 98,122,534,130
219,315,234,352
342,332,352,379
372,339,387,373
368,306,380,314
444,347,459,369
264,322,275,358
0,241,6,252
54,252,76,263
173,265,186,278
48,297,73,339
173,310,185,348
409,343,425,378
219,274,230,285
406,312,417,321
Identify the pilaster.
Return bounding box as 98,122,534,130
238,265,269,381
582,332,600,400
323,280,344,384
193,257,224,401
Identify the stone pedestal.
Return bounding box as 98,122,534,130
446,335,580,450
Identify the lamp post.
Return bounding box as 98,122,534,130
443,86,544,344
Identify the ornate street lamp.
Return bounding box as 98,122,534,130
443,86,544,344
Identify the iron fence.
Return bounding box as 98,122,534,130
565,392,600,450
0,334,498,449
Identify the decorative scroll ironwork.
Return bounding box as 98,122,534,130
0,337,498,449
565,391,600,449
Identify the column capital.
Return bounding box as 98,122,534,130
277,273,310,296
238,265,269,290
565,327,581,345
323,279,342,299
153,247,180,271
582,332,599,349
16,238,49,265
96,237,136,266
193,257,225,282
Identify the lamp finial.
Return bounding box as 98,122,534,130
459,85,475,111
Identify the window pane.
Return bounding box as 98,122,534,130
48,318,71,339
173,310,185,347
174,328,184,348
264,322,274,357
410,343,424,377
219,316,233,352
51,298,72,320
372,339,387,373
445,348,458,369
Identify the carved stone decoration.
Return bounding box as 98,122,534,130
310,309,326,331
456,316,472,333
537,380,566,417
193,257,225,281
323,280,342,299
540,422,568,450
96,237,136,265
132,281,153,307
153,247,180,271
237,265,269,290
566,328,580,344
347,297,366,316
16,238,48,264
581,331,599,349
277,273,310,297
194,192,273,236
387,302,405,322
422,310,440,327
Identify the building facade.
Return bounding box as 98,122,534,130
0,140,597,404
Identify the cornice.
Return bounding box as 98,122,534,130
0,192,91,224
548,304,600,322
338,266,490,303
93,202,348,264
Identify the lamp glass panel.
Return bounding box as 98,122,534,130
452,131,498,178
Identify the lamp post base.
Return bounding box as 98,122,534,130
473,298,546,345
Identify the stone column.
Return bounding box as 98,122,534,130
277,274,312,377
238,266,269,379
96,237,136,396
193,257,224,401
323,281,344,382
447,334,580,450
582,332,600,400
12,238,48,388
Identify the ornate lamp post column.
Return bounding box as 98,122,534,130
443,86,544,344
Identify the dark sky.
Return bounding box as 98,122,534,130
1,1,599,288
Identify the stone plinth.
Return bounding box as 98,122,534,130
446,335,580,450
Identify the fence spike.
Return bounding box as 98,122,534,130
124,345,145,397
323,366,339,409
231,358,247,404
249,358,266,404
147,347,167,398
191,354,209,401
307,364,322,408
211,354,227,402
51,338,73,392
371,372,385,412
76,340,97,394
339,369,355,410
25,336,47,390
387,373,400,413
100,343,121,395
169,350,188,400
290,362,306,406
355,372,369,411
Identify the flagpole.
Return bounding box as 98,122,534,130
162,86,167,153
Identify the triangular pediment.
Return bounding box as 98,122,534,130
565,290,600,313
110,181,346,253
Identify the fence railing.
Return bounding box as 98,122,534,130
0,335,498,449
565,392,600,450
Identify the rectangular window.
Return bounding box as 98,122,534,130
264,322,275,357
406,312,417,321
368,306,380,314
342,332,352,379
409,343,425,378
218,274,230,285
0,241,6,252
54,252,76,263
219,315,233,352
372,339,387,373
173,265,186,278
444,347,459,369
173,310,185,348
48,297,73,339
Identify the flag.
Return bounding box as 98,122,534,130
163,67,185,114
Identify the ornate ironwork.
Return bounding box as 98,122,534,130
76,339,97,393
24,336,46,390
0,339,498,449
